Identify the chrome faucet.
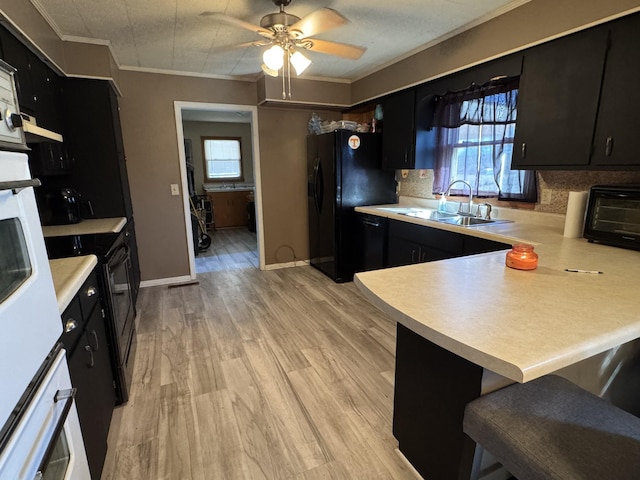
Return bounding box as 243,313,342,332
442,180,473,215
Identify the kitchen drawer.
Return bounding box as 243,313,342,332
78,270,100,318
60,296,83,352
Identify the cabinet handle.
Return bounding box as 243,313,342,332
521,142,527,159
404,151,408,164
64,318,78,333
605,136,613,157
411,249,416,263
84,345,95,368
89,330,99,351
86,286,97,297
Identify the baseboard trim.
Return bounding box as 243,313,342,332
140,275,194,288
141,262,310,284
264,259,310,270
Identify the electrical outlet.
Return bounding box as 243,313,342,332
541,189,552,205
170,184,180,196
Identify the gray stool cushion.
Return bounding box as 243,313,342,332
463,375,640,480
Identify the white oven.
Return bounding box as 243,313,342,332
0,150,90,478
0,345,90,479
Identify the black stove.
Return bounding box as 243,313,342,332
44,228,137,406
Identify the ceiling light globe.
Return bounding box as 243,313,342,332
263,45,284,70
290,51,311,75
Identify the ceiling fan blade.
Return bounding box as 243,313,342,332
209,41,271,53
200,12,274,38
306,39,366,60
289,8,348,38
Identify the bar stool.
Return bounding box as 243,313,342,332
463,375,640,480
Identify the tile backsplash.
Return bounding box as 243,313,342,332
397,169,640,214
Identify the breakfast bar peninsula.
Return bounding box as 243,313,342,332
353,208,640,479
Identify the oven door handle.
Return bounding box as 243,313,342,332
0,178,41,194
34,388,77,480
110,243,130,267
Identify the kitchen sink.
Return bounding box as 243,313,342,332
398,209,513,227
432,216,513,227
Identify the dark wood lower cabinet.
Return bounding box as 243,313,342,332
386,219,510,268
64,270,116,480
68,305,115,480
393,323,483,479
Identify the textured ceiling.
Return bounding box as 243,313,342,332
31,0,526,80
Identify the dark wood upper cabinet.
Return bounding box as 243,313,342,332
382,89,420,169
511,25,609,169
62,78,133,219
591,14,640,167
0,25,63,131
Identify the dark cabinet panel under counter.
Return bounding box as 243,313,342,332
50,257,115,480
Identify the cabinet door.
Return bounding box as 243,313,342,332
62,78,132,218
210,191,249,228
382,89,416,169
463,235,510,256
0,27,36,114
511,26,608,169
591,15,640,167
387,235,422,267
68,307,115,480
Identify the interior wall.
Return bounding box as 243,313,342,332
257,107,342,265
116,70,256,282
183,121,254,194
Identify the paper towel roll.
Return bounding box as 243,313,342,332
563,191,589,238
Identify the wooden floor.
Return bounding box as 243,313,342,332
195,227,259,274
101,257,415,479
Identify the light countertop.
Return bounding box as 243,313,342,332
42,217,127,238
354,202,640,383
49,255,98,313
203,184,254,193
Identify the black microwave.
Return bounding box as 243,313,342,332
584,185,640,251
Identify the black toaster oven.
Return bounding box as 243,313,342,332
584,185,640,251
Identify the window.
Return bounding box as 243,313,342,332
202,137,243,182
431,77,537,203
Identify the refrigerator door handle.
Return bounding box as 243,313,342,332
313,157,320,213
316,158,324,214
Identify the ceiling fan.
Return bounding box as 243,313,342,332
200,0,365,97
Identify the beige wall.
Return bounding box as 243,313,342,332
116,70,256,281
183,121,254,194
257,107,341,265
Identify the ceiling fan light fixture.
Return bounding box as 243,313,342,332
261,63,280,77
263,45,284,70
290,51,311,75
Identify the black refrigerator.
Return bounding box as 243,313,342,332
307,130,397,282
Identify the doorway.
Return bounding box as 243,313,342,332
173,102,265,278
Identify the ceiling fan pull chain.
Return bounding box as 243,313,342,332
282,62,286,99
287,53,292,99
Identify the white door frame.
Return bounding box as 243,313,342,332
173,101,265,278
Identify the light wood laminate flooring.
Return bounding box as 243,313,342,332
195,227,259,274
101,266,415,480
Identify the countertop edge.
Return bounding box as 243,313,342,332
49,255,98,313
354,204,562,246
354,273,527,382
43,217,127,238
